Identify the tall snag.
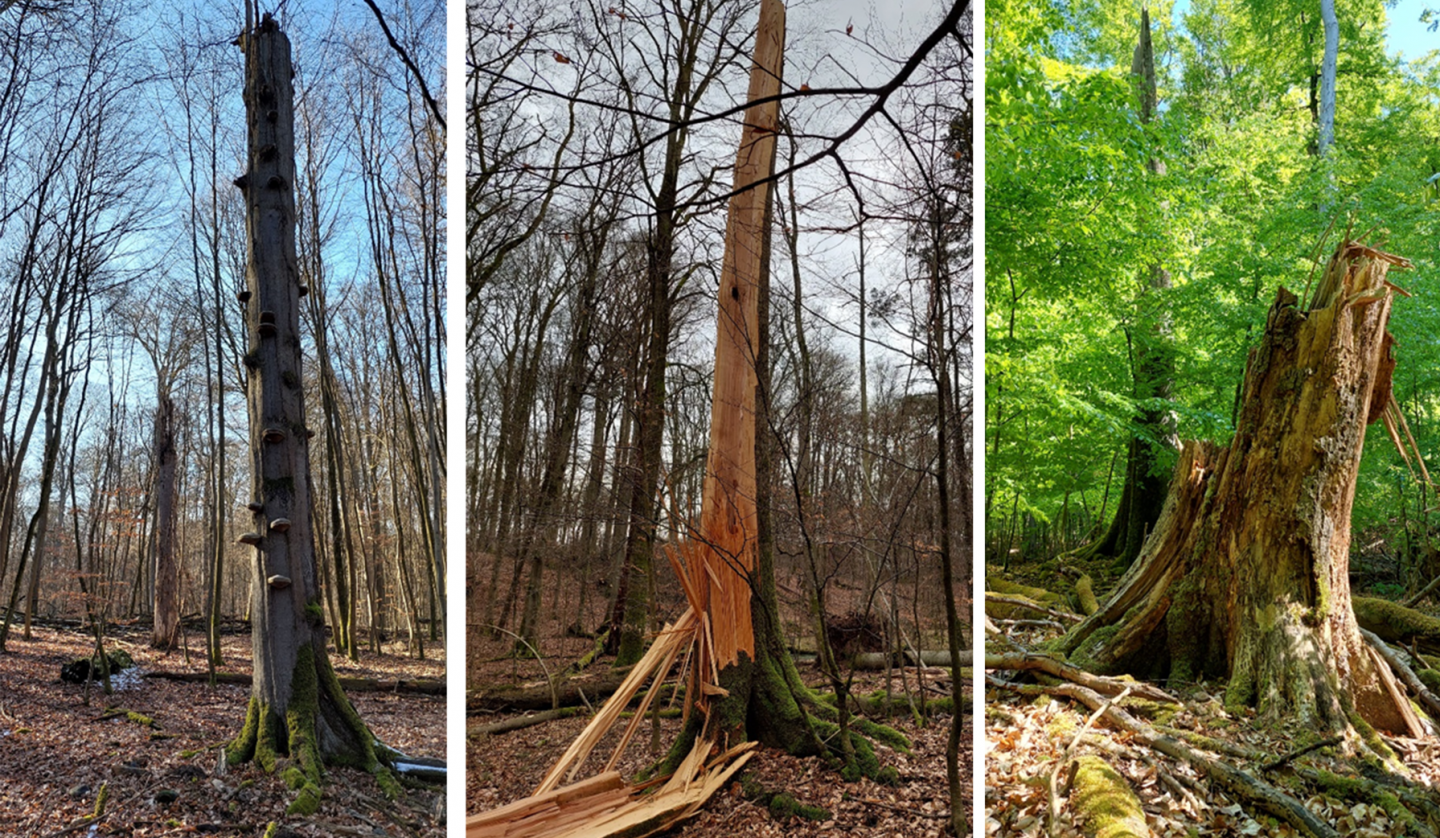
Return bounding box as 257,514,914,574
1059,241,1417,736
224,15,397,811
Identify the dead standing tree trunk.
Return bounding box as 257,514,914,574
224,17,398,811
1059,241,1418,737
151,395,179,649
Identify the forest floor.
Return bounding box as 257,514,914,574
0,621,445,838
466,634,972,838
984,560,1440,837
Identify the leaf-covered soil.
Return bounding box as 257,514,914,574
985,570,1440,838
0,622,445,837
468,637,971,837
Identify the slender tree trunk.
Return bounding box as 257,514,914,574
152,396,180,649
1075,8,1174,568
1318,0,1338,157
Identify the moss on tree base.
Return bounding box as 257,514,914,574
226,643,401,812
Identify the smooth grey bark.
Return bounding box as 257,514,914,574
1318,0,1338,157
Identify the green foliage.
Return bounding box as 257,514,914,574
987,0,1440,571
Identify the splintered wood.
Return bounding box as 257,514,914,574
464,605,757,838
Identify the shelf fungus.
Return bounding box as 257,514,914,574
237,532,263,547
266,575,292,590
246,501,264,513
237,290,252,303
258,321,276,337
262,427,286,443
269,518,292,533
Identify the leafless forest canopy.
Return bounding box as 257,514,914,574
0,0,446,660
467,0,973,666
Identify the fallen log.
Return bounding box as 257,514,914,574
468,707,584,738
986,593,1082,624
467,666,638,714
144,669,444,695
1353,596,1440,656
1070,754,1151,838
849,649,970,670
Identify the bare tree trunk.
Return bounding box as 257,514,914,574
152,396,180,649
1318,0,1338,157
225,19,393,805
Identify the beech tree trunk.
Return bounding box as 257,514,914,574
151,395,179,650
225,18,393,808
1076,7,1174,569
1059,242,1416,735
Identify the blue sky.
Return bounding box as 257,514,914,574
1386,0,1439,59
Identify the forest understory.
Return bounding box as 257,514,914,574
985,558,1440,838
0,622,445,838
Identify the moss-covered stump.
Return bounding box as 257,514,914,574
1069,755,1151,838
1353,597,1440,655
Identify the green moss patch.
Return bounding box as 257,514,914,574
1069,755,1149,838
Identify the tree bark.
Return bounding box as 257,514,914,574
225,19,394,806
1318,0,1338,157
1059,242,1416,735
151,396,179,650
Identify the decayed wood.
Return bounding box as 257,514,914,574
695,0,785,674
1360,627,1440,721
1058,242,1418,735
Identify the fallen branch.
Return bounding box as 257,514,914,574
985,652,1178,703
991,677,1337,838
1260,737,1342,773
1401,572,1440,608
986,593,1083,624
1360,627,1440,722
